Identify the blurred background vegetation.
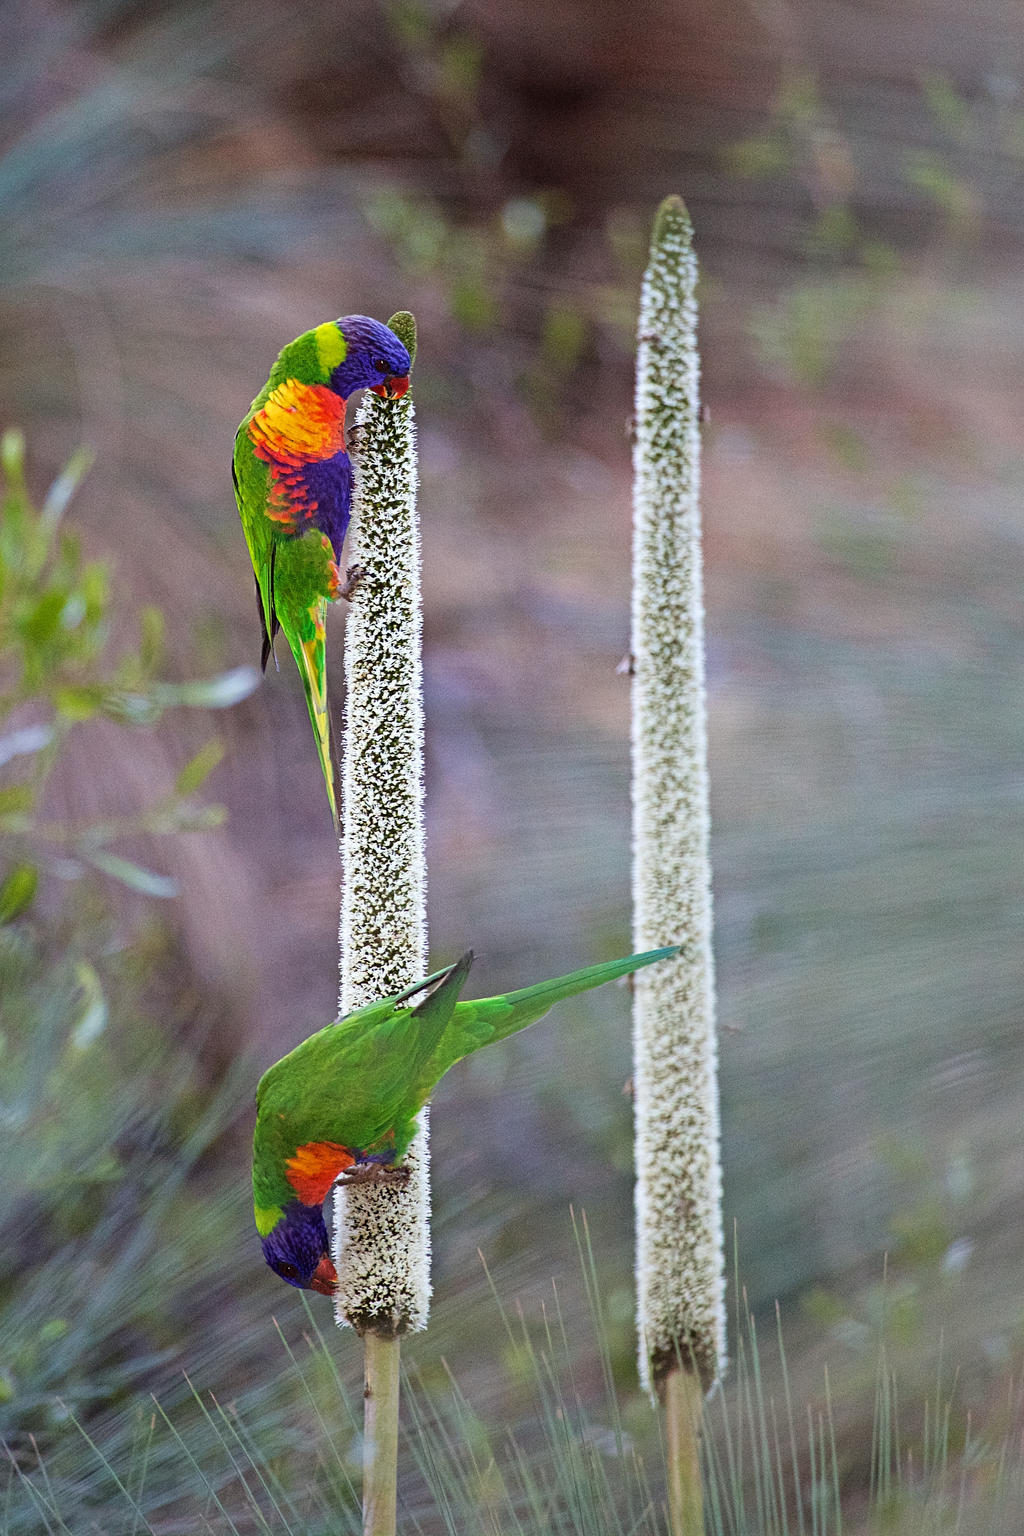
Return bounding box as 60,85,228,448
3,0,1024,1526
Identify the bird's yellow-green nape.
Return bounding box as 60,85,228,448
254,1204,282,1237
263,322,348,393
314,321,346,375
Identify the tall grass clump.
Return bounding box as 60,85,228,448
7,1233,1020,1535
630,197,725,1532
333,310,427,1536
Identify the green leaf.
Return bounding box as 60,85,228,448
99,690,160,725
80,561,108,621
0,785,36,817
85,851,179,899
157,665,260,710
542,301,587,371
139,605,165,673
903,149,976,232
0,863,38,922
70,961,108,1048
175,738,224,796
21,588,68,647
450,274,497,330
921,71,970,137
440,35,482,98
40,447,94,530
1,428,26,487
723,132,790,180
170,803,227,832
53,685,102,721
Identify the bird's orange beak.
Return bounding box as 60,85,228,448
309,1254,338,1295
371,374,410,400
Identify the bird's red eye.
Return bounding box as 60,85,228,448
277,1262,300,1280
373,357,388,372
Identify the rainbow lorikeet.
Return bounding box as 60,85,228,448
233,315,411,829
253,944,679,1293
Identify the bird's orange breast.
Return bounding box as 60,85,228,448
248,379,346,467
285,1141,356,1205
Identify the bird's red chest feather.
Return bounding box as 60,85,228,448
247,379,348,531
285,1141,356,1204
248,379,347,467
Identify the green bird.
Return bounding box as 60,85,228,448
253,945,678,1293
233,316,411,829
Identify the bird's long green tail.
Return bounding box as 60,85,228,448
418,945,679,1095
285,608,339,833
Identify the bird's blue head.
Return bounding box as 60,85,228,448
331,315,411,402
261,1202,337,1294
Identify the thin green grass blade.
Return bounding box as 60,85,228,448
149,1395,244,1536
25,1438,70,1536
748,1310,783,1535
768,1391,793,1536
180,1378,283,1536
0,1445,67,1536
273,1314,361,1511
128,1413,156,1536
57,1404,156,1535
201,1386,301,1536
400,1369,465,1536
823,1367,841,1536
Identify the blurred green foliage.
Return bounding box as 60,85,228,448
0,914,244,1448
0,438,262,1470
0,430,257,906
903,150,978,239
723,67,1024,386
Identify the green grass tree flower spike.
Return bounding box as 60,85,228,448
630,197,725,1527
333,310,424,1535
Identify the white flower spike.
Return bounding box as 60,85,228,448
333,311,430,1337
631,198,725,1399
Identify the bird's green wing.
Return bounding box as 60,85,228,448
273,531,339,830
234,435,342,826
414,946,680,1098
232,423,276,665
256,953,475,1157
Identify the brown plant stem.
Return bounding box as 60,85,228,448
665,1366,704,1536
362,1334,401,1536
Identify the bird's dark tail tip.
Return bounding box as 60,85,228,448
255,570,280,673
410,950,474,1017
389,951,474,1012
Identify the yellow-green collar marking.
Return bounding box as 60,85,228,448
254,1203,283,1237
315,321,346,375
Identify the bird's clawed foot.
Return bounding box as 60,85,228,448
334,1162,411,1189
346,423,366,456
338,564,366,602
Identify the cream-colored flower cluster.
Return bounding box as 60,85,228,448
631,198,725,1394
333,327,430,1337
